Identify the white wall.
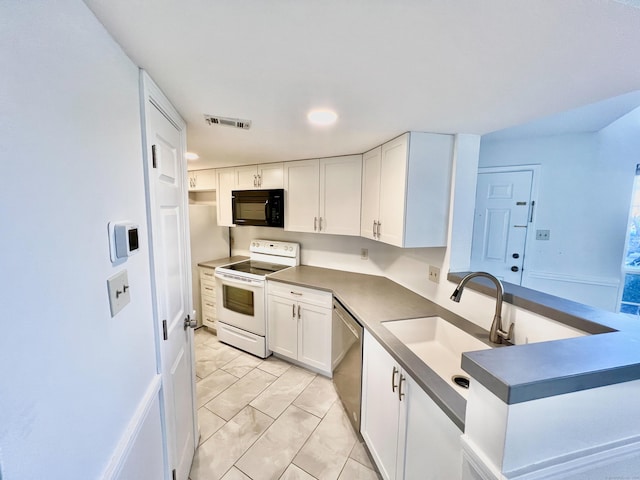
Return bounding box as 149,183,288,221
231,135,582,343
0,2,161,479
478,127,637,310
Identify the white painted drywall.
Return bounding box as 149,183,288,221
231,135,582,343
0,1,161,478
479,125,638,310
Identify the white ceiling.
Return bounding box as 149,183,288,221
83,0,640,169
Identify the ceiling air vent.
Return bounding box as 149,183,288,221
204,114,251,130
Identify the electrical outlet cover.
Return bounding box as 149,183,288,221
428,265,440,283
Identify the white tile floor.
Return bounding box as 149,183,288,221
191,327,380,480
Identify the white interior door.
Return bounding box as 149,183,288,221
471,169,533,284
144,77,196,480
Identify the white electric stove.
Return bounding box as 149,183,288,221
214,240,300,357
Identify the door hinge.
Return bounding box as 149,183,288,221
162,319,168,341
151,144,157,168
172,469,176,480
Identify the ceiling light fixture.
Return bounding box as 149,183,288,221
185,152,200,161
307,109,338,126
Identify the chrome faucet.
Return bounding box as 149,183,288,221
450,272,514,344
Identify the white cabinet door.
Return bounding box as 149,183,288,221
189,169,216,191
403,374,462,480
216,167,236,227
319,155,362,236
298,301,332,373
235,165,259,189
361,331,402,480
284,159,320,233
360,147,381,241
267,294,298,359
258,163,284,189
378,134,409,247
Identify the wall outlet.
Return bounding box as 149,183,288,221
361,248,369,260
428,265,440,283
536,229,551,240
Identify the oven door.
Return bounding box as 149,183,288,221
214,272,266,335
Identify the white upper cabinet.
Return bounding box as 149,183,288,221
188,168,217,191
258,163,285,189
360,146,382,241
235,163,284,190
360,132,454,248
284,159,320,233
319,155,362,236
285,155,362,235
216,167,235,227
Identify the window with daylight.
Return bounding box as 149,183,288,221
620,164,640,314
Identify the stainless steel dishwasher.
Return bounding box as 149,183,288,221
332,298,363,434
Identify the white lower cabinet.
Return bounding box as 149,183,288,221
361,330,463,480
199,266,217,329
267,282,332,375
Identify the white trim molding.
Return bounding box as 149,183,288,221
101,375,162,480
526,270,620,288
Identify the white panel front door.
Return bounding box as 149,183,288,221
471,170,533,284
147,99,196,480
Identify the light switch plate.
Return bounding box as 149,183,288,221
107,270,130,317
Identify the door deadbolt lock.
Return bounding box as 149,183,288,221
512,253,520,259
511,266,519,272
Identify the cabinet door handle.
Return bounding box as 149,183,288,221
391,366,398,393
297,305,301,319
319,217,323,231
377,221,381,237
292,304,296,318
314,217,318,231
373,220,378,238
258,174,262,187
398,373,406,401
253,175,257,187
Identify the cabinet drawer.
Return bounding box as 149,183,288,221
267,281,331,308
202,314,216,329
201,278,217,297
199,267,216,281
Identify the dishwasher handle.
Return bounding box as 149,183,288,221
333,301,361,339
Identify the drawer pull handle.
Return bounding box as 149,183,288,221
290,291,303,296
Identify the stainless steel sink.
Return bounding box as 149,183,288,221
382,316,490,397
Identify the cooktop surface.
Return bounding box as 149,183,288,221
221,260,291,276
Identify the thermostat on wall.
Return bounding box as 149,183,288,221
108,221,140,262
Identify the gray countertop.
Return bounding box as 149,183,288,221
198,256,248,269
269,265,640,431
268,265,493,430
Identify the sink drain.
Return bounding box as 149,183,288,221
452,375,470,389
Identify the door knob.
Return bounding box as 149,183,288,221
183,315,196,330
511,266,519,272
512,253,520,259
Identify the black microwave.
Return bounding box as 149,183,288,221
231,189,285,227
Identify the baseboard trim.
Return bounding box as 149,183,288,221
101,375,162,480
526,270,619,288
462,433,640,480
